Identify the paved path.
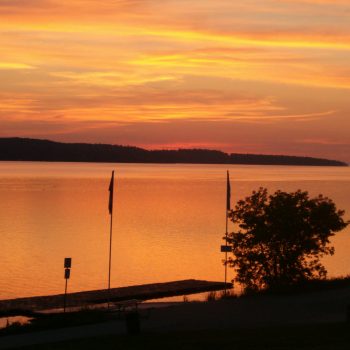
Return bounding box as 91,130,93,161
0,320,126,349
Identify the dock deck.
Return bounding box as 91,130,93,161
0,279,232,315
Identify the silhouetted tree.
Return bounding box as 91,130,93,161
227,188,349,291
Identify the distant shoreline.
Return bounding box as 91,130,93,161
0,159,348,167
0,137,347,167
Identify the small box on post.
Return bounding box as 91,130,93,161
221,245,232,253
64,268,70,279
64,258,72,269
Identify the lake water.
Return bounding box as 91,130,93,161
0,162,349,300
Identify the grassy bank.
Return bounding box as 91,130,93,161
203,276,350,301
238,276,350,297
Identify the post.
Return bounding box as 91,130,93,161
64,278,68,313
63,258,71,313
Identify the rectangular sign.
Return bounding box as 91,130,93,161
64,258,72,268
221,245,232,253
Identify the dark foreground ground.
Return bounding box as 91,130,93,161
12,322,350,350
2,283,350,349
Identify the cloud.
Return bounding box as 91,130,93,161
298,138,350,146
0,62,35,70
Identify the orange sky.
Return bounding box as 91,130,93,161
0,0,349,162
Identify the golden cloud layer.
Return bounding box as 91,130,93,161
0,0,349,160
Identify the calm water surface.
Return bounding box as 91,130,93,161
0,162,349,300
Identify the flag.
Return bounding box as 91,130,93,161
226,170,231,211
108,170,114,215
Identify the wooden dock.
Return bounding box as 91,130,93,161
0,279,232,315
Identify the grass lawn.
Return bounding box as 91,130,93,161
19,322,350,350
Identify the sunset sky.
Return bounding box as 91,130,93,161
0,0,349,162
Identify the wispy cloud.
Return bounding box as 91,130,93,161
0,62,35,70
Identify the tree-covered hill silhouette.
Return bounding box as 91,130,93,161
0,137,347,166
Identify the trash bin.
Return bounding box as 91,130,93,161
125,311,140,335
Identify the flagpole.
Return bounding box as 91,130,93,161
107,170,115,309
108,205,113,308
225,204,228,295
224,170,230,296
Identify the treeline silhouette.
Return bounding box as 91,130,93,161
0,137,347,166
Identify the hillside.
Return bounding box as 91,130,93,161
0,137,347,166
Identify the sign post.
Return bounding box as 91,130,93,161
64,258,72,313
